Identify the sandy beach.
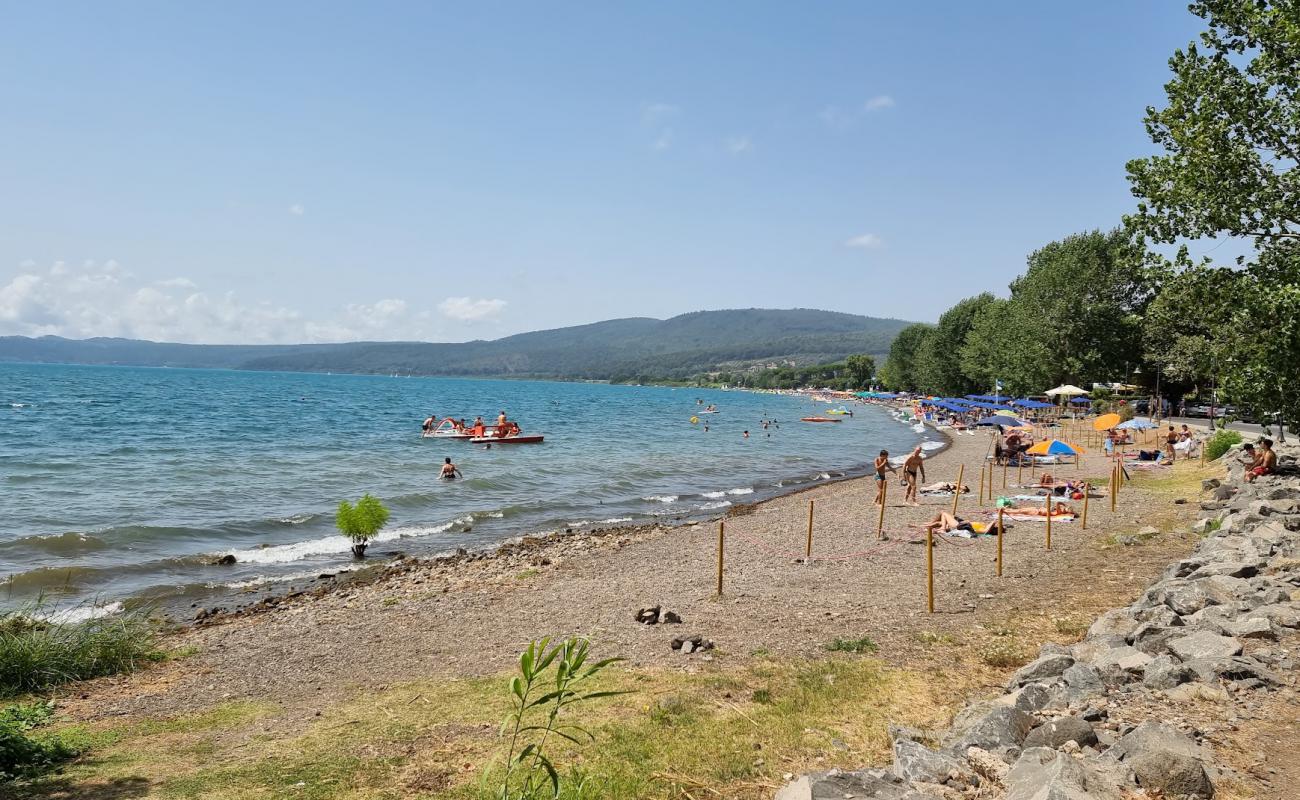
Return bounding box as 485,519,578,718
74,419,1205,722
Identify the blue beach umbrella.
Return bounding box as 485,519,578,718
1026,439,1086,456
1116,417,1156,431
976,416,1029,428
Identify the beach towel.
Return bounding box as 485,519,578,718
1004,513,1077,522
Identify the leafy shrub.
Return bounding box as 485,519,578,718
495,637,627,799
336,494,391,558
823,636,878,654
0,610,161,698
1,702,80,782
977,639,1026,668
1204,429,1244,461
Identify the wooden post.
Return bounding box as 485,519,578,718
805,500,814,560
1002,459,1008,489
978,464,986,506
996,507,1004,577
1110,466,1117,512
952,463,965,516
1017,459,1023,487
1045,491,1052,550
1082,482,1090,529
926,527,935,613
716,520,725,596
877,480,887,540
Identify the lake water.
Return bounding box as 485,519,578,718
1,364,934,618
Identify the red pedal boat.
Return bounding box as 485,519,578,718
470,434,545,444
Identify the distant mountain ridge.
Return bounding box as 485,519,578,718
0,308,913,381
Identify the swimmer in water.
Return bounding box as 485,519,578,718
440,457,462,480
743,430,749,439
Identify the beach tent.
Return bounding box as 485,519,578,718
1045,385,1088,397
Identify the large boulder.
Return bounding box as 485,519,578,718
943,705,1033,759
1061,663,1103,692
1160,583,1214,616
891,739,974,786
1246,602,1300,628
1004,747,1124,800
1022,716,1098,749
1167,631,1243,661
1143,655,1197,689
1007,653,1075,689
774,768,941,800
1104,722,1214,798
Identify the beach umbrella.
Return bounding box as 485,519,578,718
1093,413,1121,431
1045,385,1088,397
1069,397,1091,405
1116,417,1155,430
976,416,1029,427
1026,439,1086,456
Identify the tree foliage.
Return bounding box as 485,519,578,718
336,494,390,557
913,293,996,396
878,324,932,391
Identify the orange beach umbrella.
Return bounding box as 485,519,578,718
1092,413,1121,431
1026,439,1086,456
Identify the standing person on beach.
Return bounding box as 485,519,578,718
902,446,926,506
1165,425,1178,461
873,450,896,507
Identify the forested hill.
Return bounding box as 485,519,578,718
0,308,913,381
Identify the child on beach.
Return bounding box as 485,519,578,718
873,450,896,507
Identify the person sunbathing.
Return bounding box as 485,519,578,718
921,510,976,535
919,482,970,494
1004,500,1075,517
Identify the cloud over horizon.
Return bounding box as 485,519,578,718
0,261,501,344
844,233,884,249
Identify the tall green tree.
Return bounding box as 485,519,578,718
913,293,997,395
1126,0,1300,432
878,324,932,391
844,354,877,389
958,299,1049,397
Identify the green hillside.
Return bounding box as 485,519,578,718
0,308,912,381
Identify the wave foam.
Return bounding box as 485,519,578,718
37,602,123,624
642,495,679,503
227,520,461,565
726,487,754,496
699,500,732,510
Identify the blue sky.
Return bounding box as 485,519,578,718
0,2,1215,343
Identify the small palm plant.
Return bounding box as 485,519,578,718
496,637,626,799
335,494,390,558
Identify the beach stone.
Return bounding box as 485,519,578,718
1161,583,1213,616
1201,478,1221,491
1143,655,1197,689
1012,683,1053,713
1188,560,1259,579
661,610,682,624
1130,624,1186,656
212,554,236,566
1061,664,1102,692
1023,716,1098,749
1007,653,1074,689
1168,631,1243,661
1247,603,1300,628
1087,609,1140,640
1199,575,1252,604
1223,616,1276,639
1003,747,1123,800
1092,645,1152,674
943,705,1032,758
774,768,936,800
891,739,974,785
1184,657,1281,686
1104,722,1214,798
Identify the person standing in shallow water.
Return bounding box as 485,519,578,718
873,450,896,507
440,457,462,480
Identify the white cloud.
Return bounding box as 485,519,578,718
437,296,507,322
724,136,754,155
0,261,464,344
652,129,674,151
845,233,884,249
288,203,305,216
864,95,895,111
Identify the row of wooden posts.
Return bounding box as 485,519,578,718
714,455,1132,614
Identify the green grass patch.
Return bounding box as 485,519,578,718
0,610,163,699
1,702,83,783
24,658,957,800
823,636,878,654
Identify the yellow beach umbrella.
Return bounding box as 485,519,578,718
1093,413,1121,431
1026,439,1086,456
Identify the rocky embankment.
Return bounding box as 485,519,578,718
777,440,1300,800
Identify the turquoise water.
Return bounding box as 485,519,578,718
1,364,932,616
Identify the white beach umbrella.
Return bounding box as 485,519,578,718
1044,384,1088,397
